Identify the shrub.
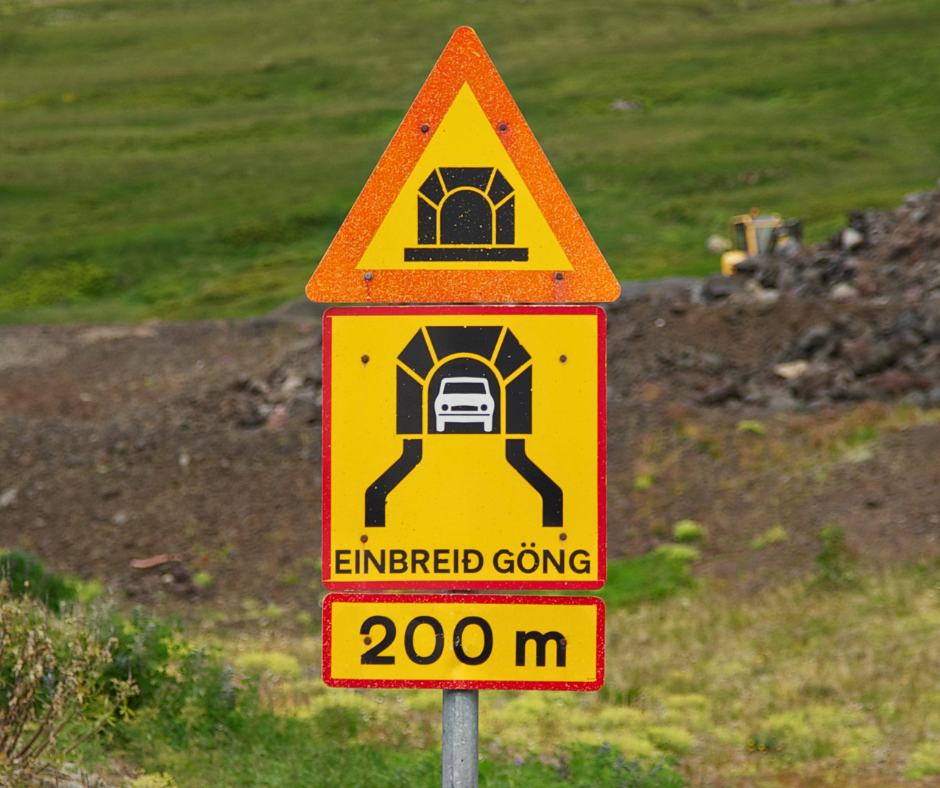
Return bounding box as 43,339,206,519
236,652,302,681
751,525,788,550
192,570,212,588
547,745,687,787
133,645,256,747
96,606,181,710
814,523,856,589
130,774,177,788
0,581,137,781
904,741,940,780
646,725,696,755
0,551,77,612
672,520,705,543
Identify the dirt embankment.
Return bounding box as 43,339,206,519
2,188,940,621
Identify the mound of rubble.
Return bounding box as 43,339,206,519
702,180,940,305
745,304,940,408
613,181,940,408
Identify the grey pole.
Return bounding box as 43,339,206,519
442,689,479,788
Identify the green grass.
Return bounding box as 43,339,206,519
599,547,697,609
21,542,940,785
116,719,686,788
1,0,940,322
130,558,940,786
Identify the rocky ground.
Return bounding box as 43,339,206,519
3,186,940,626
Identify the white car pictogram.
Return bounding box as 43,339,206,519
434,377,495,433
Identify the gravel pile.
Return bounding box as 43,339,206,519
735,301,940,408
702,180,940,305
613,181,940,408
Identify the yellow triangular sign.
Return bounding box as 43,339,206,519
357,83,571,272
306,26,619,303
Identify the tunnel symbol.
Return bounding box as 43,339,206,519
365,325,562,528
404,168,529,262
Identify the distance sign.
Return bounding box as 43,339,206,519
322,593,605,690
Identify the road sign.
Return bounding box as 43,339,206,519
322,306,606,591
322,593,605,690
305,26,620,305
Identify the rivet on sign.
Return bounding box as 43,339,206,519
364,271,373,281
560,639,567,647
360,534,368,543
420,123,430,133
560,354,568,363
364,637,372,645
559,533,567,541
499,122,508,132
554,272,564,281
361,355,370,364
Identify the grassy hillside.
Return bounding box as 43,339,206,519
1,0,939,323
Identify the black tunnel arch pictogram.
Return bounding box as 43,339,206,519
364,325,563,529
404,168,529,263
396,325,531,436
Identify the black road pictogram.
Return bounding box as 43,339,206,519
365,326,563,528
404,168,529,262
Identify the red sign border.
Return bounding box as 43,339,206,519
321,305,607,592
322,592,605,691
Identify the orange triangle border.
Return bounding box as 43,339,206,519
305,26,620,304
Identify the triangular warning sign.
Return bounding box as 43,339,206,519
306,26,620,304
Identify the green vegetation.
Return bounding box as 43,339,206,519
18,548,940,784
0,549,78,610
736,420,766,436
98,622,688,788
105,559,940,786
601,563,940,782
192,570,212,588
3,557,684,787
0,581,136,782
2,0,940,323
813,522,857,590
671,520,705,543
751,524,788,550
600,546,697,608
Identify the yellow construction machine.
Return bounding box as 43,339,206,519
718,208,802,275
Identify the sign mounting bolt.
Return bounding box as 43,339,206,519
560,354,567,363
560,533,567,541
361,355,370,364
554,272,564,281
364,271,373,281
360,534,369,543
499,122,508,132
420,123,430,133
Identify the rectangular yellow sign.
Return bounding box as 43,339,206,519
322,594,604,690
322,306,606,591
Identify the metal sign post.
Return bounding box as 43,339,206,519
442,689,479,788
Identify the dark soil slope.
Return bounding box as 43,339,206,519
3,188,940,620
